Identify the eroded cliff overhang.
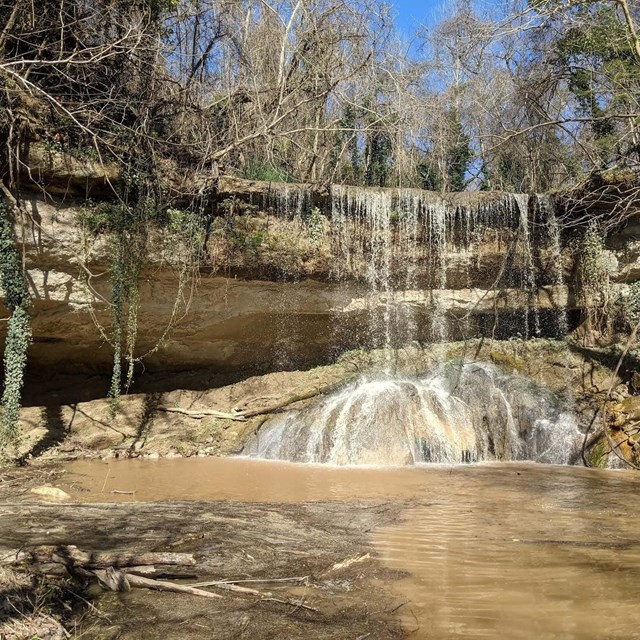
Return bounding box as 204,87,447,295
4,157,637,373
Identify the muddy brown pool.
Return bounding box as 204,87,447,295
60,458,640,639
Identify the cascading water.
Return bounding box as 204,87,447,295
515,193,539,338
244,362,582,466
324,186,565,348
251,184,576,466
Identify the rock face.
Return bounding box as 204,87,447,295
244,362,583,465
13,339,621,462
1,175,637,376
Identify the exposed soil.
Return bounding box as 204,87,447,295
12,338,625,466
0,462,409,639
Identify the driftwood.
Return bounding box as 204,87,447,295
2,545,196,569
93,568,223,599
262,597,319,612
158,379,351,422
208,582,270,596
157,406,247,421
190,580,318,609
2,544,315,606
193,577,308,586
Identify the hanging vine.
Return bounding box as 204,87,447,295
78,186,208,416
106,194,150,414
0,200,31,455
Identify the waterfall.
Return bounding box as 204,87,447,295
326,187,568,348
514,194,539,338
255,182,571,353
245,183,576,467
243,362,582,466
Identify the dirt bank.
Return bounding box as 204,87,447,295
0,464,408,639
13,338,626,466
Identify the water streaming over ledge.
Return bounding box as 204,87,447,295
251,185,577,465
261,185,570,347
244,362,582,466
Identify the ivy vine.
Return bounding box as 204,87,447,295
107,196,150,414
0,200,31,455
79,191,207,416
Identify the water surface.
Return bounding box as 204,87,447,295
60,458,640,639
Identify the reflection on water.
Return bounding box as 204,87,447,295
374,465,640,640
60,458,640,639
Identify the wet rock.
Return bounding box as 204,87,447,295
30,486,71,501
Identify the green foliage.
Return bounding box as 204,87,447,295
1,306,32,451
0,202,31,455
550,2,640,166
107,200,149,413
365,130,393,187
418,161,443,191
578,222,610,301
166,208,188,232
575,221,612,335
79,197,151,413
77,202,112,235
248,231,265,255
613,281,640,331
0,214,29,311
302,207,325,246
165,208,207,252
337,104,363,184
330,104,365,185
79,195,207,415
586,438,608,468
242,161,293,183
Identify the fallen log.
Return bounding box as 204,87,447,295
157,379,352,422
2,545,196,569
157,406,247,421
94,566,131,591
240,385,339,418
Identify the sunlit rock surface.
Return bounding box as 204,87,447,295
2,180,637,374
244,362,582,465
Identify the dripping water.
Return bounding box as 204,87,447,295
250,185,576,467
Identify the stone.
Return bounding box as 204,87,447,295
30,486,71,501
2,186,638,377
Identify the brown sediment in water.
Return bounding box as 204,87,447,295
58,456,435,502
373,463,640,639
0,461,407,640
3,459,640,639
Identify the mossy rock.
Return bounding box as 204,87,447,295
488,349,527,372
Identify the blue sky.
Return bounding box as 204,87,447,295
392,0,446,34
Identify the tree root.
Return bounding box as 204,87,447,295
157,379,351,422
